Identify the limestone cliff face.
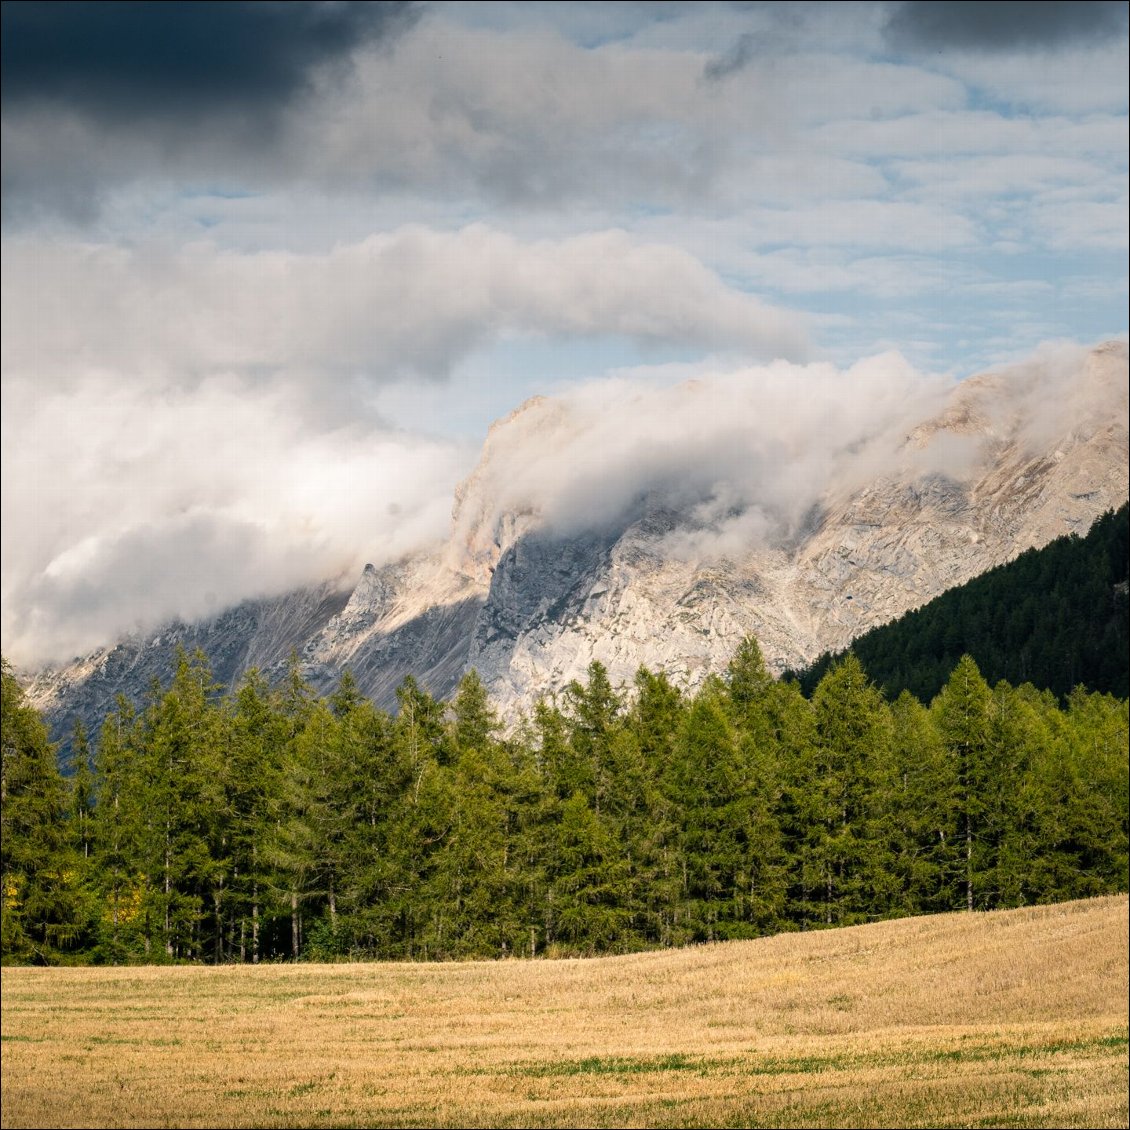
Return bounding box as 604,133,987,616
28,342,1129,736
436,340,1129,715
25,582,353,745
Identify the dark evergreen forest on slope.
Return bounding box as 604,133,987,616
792,504,1129,703
3,635,1127,966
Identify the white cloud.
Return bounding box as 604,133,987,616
1,3,1126,674
2,19,969,219
0,374,473,666
0,227,808,391
0,222,809,666
941,42,1129,114
812,111,1128,159
451,353,958,558
891,154,1116,201
1034,194,1130,251
451,340,1124,573
742,200,978,251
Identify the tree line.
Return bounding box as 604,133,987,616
793,504,1130,704
2,641,1127,965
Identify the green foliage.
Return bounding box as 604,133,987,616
932,655,993,911
792,504,1130,702
2,622,1127,964
888,691,961,914
2,660,95,962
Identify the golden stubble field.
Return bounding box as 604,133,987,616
2,896,1127,1129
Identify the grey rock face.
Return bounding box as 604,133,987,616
27,342,1130,741
27,583,351,748
467,526,621,700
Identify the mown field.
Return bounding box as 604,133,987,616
2,895,1127,1129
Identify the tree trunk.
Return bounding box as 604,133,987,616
965,814,973,912
213,882,223,964
164,831,173,958
251,847,260,963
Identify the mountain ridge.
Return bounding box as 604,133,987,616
792,501,1130,703
24,341,1130,740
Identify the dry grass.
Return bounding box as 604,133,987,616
2,896,1127,1129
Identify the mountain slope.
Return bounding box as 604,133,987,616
26,341,1130,738
792,502,1130,702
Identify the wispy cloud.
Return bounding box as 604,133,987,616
1,227,808,392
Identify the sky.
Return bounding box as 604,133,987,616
2,1,1127,667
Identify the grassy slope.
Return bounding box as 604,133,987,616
2,895,1127,1129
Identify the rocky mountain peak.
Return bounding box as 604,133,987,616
26,342,1130,738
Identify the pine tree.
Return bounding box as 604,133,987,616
562,661,622,813
664,687,754,942
1025,688,1129,901
1,660,91,962
131,650,228,960
225,668,286,961
267,700,359,958
888,691,961,914
804,655,895,926
430,714,512,955
365,677,452,959
932,655,993,911
90,696,147,961
334,696,401,957
722,639,790,933
727,636,775,717
981,681,1050,907
69,720,96,863
624,668,684,945
544,791,633,953
450,669,498,755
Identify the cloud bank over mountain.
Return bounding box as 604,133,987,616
8,338,1120,668
1,374,470,664
1,3,1125,670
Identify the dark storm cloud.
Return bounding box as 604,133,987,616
884,1,1129,53
703,32,760,81
702,5,807,81
0,1,421,123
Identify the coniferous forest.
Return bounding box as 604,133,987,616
3,633,1126,965
793,504,1130,703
